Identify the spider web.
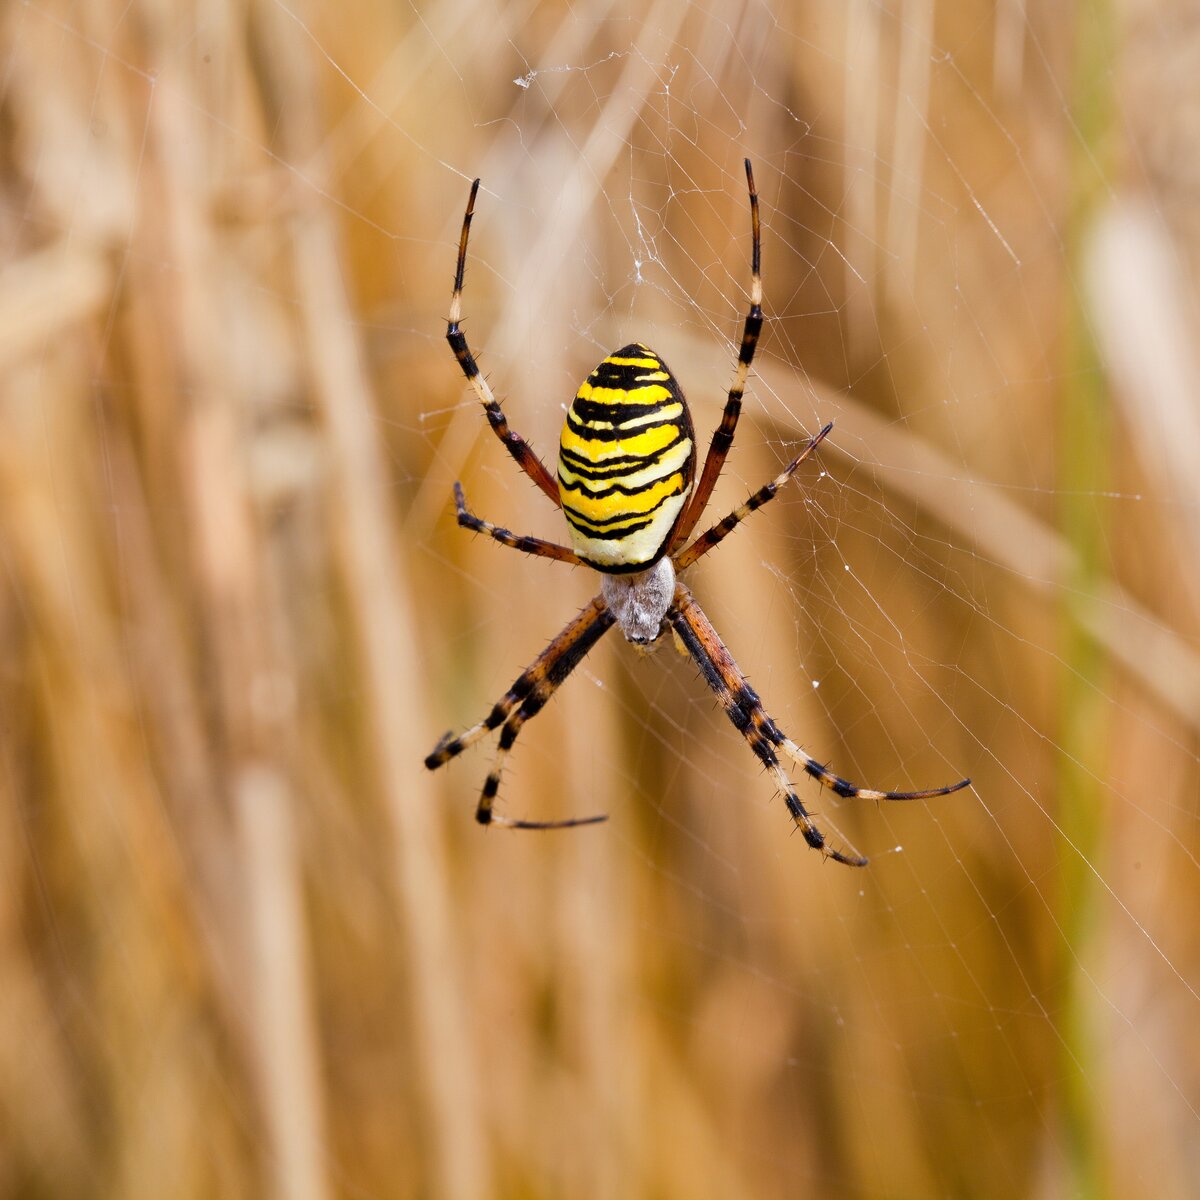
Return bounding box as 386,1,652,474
2,1,1199,1198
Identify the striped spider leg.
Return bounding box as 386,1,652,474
670,158,764,552
425,596,615,828
446,178,562,509
674,422,833,570
453,481,581,565
667,583,971,865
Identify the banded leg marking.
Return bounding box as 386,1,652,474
667,583,970,863
454,482,582,565
667,582,868,866
674,422,833,569
671,158,764,550
477,709,603,830
777,736,971,803
425,595,617,828
448,179,562,509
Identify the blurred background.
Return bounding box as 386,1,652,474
2,0,1199,1197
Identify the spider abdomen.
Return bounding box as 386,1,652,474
557,343,695,572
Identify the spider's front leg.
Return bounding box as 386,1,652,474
447,178,562,509
674,422,833,570
667,582,969,865
425,595,616,828
671,158,765,551
453,482,582,565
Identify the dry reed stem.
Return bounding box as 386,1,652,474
843,0,882,358
238,765,330,1200
0,241,111,370
295,207,489,1200
887,0,934,286
993,0,1029,99
261,3,490,1193
147,30,335,1194
1085,199,1200,604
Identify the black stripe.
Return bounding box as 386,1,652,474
562,501,661,530
557,459,676,486
556,468,681,506
558,466,684,499
587,369,665,392
571,397,675,425
737,315,762,365
559,445,666,471
565,412,682,443
563,511,656,540
608,342,660,360
563,488,677,528
559,456,657,480
588,351,665,381
559,433,687,478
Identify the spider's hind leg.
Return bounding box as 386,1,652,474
775,736,971,803
425,595,617,829
667,583,969,863
477,709,606,830
667,581,869,866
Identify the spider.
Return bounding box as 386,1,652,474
425,160,970,866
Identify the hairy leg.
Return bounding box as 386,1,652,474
667,583,868,864
453,482,582,565
671,160,765,549
667,583,969,863
446,178,562,509
674,422,832,569
426,595,616,828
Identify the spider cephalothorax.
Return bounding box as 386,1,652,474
427,160,969,865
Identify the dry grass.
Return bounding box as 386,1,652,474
2,1,1199,1197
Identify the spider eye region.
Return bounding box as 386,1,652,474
557,343,696,571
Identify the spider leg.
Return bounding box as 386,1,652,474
671,158,763,551
667,582,868,866
453,482,582,565
667,584,970,862
425,595,616,828
775,737,971,803
673,422,833,570
447,179,562,509
479,709,602,830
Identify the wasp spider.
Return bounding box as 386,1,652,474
426,160,970,866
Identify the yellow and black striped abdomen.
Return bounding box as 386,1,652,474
558,343,695,572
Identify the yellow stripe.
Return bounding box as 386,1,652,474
575,381,673,406
602,354,661,368
559,440,692,494
559,420,682,460
567,405,684,434
562,473,685,523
